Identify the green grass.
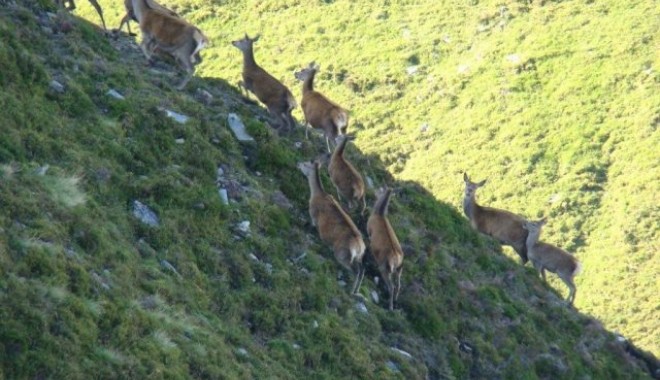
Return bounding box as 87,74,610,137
0,0,657,378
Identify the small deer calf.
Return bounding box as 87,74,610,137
523,218,581,306
367,187,404,310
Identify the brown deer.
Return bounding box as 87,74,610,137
328,135,366,213
367,187,404,310
131,0,208,90
117,0,177,36
294,62,349,152
463,173,528,264
231,34,297,131
298,160,366,296
523,218,582,306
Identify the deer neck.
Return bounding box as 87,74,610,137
463,193,479,220
306,166,325,198
333,136,349,158
302,72,316,94
526,228,541,250
242,48,257,69
373,190,392,216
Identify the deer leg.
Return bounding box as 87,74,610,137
88,0,107,31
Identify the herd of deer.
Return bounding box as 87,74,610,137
58,0,581,310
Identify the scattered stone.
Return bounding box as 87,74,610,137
236,348,248,356
406,65,418,75
386,361,400,372
132,200,160,227
95,167,111,183
106,89,125,100
160,259,181,278
457,64,470,74
136,238,157,258
390,347,413,359
292,252,307,263
140,295,159,310
365,176,375,190
264,263,273,274
196,88,214,105
249,253,259,262
458,280,476,292
294,141,303,149
420,123,429,133
337,280,347,287
371,290,380,304
292,343,301,350
227,113,255,142
355,302,368,314
91,272,110,290
217,166,225,178
312,320,319,329
218,188,229,205
49,80,65,93
159,107,189,124
237,221,251,235
271,191,293,210
35,164,50,176
175,138,185,144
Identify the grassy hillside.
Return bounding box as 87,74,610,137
0,0,656,378
151,0,657,354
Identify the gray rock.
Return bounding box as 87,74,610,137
236,348,248,356
390,347,413,359
237,221,250,234
355,302,368,314
35,164,50,176
227,113,255,142
160,260,181,278
365,176,375,190
132,200,160,227
196,88,214,105
106,89,125,100
386,361,400,372
175,138,185,144
218,188,229,205
272,191,293,210
159,107,189,124
49,80,65,93
371,290,380,304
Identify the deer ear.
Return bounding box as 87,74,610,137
540,217,547,225
477,179,487,187
253,34,261,42
463,172,469,181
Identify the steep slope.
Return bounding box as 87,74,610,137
146,0,656,355
0,1,657,379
